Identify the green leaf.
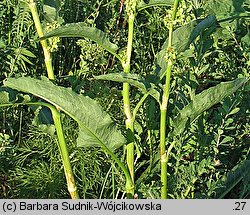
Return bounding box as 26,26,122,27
155,16,217,78
0,88,16,104
96,73,147,90
0,39,6,49
214,160,250,199
173,78,248,135
228,107,240,116
188,15,217,46
19,48,36,58
0,87,30,105
204,0,247,20
19,54,34,65
137,0,173,11
31,106,55,136
220,136,234,144
43,0,61,22
95,72,161,102
4,77,125,152
41,22,119,56
203,0,249,41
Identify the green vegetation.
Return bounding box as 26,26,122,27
0,0,249,199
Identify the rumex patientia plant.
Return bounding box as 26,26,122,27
159,0,180,198
28,0,79,199
0,0,79,199
0,0,249,199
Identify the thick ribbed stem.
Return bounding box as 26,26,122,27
28,0,78,198
28,0,55,80
51,107,79,199
160,0,180,199
122,0,138,198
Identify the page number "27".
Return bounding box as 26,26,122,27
234,202,246,211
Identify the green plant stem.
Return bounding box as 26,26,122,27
31,102,133,197
28,0,55,80
122,3,137,197
160,0,180,199
50,107,79,199
132,93,149,122
50,108,133,199
28,0,80,198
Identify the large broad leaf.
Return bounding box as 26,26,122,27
173,78,248,135
4,77,125,152
41,22,119,56
137,0,173,11
203,0,248,20
95,72,161,103
189,15,217,45
155,16,217,78
203,0,249,42
214,160,250,199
